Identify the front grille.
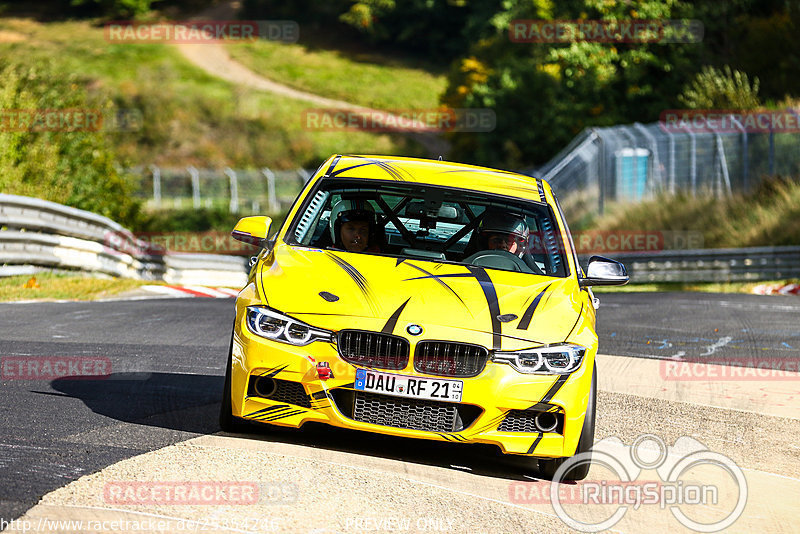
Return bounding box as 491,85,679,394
352,391,460,433
414,341,489,377
498,409,563,434
248,377,310,408
338,330,409,370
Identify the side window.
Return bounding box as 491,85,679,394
294,190,330,244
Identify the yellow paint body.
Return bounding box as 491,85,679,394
226,156,599,459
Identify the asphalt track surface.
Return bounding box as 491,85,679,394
1,292,798,527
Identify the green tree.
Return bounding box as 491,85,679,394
70,0,155,19
678,65,760,109
440,0,700,167
0,59,140,225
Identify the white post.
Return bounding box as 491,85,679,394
262,167,279,212
150,165,161,207
188,166,200,209
225,167,239,214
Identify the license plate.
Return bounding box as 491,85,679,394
354,369,463,402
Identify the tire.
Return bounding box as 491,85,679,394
538,365,597,481
219,335,246,432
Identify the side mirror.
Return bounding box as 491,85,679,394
579,255,629,287
231,216,273,249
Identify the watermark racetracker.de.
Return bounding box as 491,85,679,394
510,434,747,532
660,357,800,381
1,355,153,381
509,19,704,43
103,230,258,256
0,108,142,132
104,20,298,43
660,109,800,133
103,480,297,505
301,108,496,133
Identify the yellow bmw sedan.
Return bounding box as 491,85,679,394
221,155,628,480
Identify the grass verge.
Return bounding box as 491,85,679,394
0,18,422,170
226,39,447,111
586,176,800,247
0,273,158,302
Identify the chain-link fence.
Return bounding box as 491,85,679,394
535,118,800,218
131,117,800,218
129,166,314,214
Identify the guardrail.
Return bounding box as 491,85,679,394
3,194,796,286
0,194,248,287
581,246,800,283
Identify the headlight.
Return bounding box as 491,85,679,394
492,343,586,374
246,306,333,346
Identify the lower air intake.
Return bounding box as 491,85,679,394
352,391,459,433
248,377,310,408
498,409,563,434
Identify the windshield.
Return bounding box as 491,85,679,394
287,180,568,277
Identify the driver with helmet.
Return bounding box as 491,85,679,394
476,210,529,257
329,199,381,253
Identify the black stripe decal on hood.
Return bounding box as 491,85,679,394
382,298,411,334
406,266,503,349
517,284,552,330
466,266,502,351
565,302,585,339
402,264,471,313
325,252,378,315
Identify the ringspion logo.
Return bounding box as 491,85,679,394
539,434,747,532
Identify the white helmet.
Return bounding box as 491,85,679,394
329,199,376,246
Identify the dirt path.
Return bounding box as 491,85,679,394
174,1,450,156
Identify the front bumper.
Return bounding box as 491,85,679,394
229,317,594,458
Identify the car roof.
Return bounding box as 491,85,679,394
320,155,551,203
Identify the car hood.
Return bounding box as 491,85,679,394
259,246,584,349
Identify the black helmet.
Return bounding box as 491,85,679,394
329,199,376,249
478,210,529,254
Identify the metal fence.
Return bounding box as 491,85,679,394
0,194,249,286
129,166,314,214
536,119,800,217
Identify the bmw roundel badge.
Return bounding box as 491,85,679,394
406,324,423,336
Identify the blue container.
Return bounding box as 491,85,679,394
615,148,650,201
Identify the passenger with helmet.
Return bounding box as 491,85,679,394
328,199,382,253
476,210,529,257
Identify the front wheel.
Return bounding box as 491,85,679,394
219,335,245,432
538,365,597,481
